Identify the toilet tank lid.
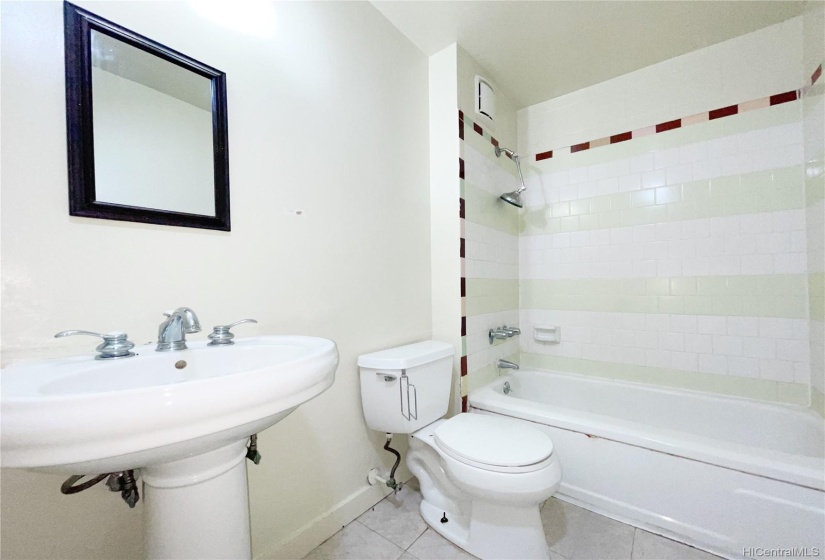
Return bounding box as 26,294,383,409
357,340,454,370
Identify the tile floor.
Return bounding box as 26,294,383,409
303,482,723,560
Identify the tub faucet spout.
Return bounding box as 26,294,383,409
497,359,519,370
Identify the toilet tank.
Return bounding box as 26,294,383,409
358,341,455,434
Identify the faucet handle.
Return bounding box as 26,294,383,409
55,330,136,360
208,319,258,346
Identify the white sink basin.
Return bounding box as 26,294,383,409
1,336,338,473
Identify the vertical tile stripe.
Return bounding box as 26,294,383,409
460,356,467,377
459,158,464,179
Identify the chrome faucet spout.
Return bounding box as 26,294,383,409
157,307,201,352
497,359,519,370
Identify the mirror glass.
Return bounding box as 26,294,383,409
91,31,215,215
64,2,230,231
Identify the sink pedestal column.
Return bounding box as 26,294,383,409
142,440,251,560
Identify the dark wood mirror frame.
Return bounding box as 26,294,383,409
64,2,230,231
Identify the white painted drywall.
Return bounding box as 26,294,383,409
0,1,430,558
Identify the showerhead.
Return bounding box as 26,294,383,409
500,191,524,208
495,145,527,209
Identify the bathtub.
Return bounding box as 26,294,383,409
469,369,825,560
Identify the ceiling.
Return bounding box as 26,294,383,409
371,1,806,108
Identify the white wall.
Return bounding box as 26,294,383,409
518,17,803,158
0,1,430,558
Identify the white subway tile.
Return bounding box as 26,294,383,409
776,339,808,362
698,316,727,335
660,332,685,352
713,334,743,356
727,317,759,337
728,356,760,378
671,351,699,371
685,333,713,354
698,353,728,375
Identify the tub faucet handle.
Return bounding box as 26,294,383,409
489,328,509,344
502,326,521,336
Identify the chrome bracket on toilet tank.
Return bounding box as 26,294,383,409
400,371,418,421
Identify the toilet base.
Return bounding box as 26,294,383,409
407,424,554,560
420,497,550,560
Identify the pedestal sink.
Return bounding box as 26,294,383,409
1,336,338,559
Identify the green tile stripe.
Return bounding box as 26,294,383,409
812,387,825,417
531,102,800,174
806,174,824,206
463,179,520,236
521,165,804,236
521,274,807,318
461,120,518,179
810,273,825,321
466,278,518,316
521,352,808,406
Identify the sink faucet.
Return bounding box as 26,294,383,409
157,307,201,352
497,359,519,370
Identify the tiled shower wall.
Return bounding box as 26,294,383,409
460,113,520,403
803,3,825,415
515,17,820,405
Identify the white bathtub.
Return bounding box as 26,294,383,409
469,369,825,560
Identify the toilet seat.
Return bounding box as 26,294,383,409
434,414,554,474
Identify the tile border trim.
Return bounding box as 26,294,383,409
530,64,822,162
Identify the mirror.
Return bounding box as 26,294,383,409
64,3,230,231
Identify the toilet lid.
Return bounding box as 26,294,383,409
434,414,554,469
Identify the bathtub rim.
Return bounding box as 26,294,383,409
468,370,825,492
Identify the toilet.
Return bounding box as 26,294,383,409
358,340,561,560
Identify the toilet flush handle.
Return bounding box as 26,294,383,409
376,372,397,382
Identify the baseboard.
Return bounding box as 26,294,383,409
255,480,400,560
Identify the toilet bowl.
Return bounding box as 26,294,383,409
358,341,562,560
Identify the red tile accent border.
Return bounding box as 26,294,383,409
610,131,632,144
460,356,467,377
459,117,464,140
459,198,465,219
655,119,681,133
458,110,464,122
709,104,738,120
460,238,465,258
473,123,483,136
491,137,499,148
770,90,798,106
460,277,466,298
531,63,822,162
459,158,464,179
461,395,468,412
461,316,466,337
